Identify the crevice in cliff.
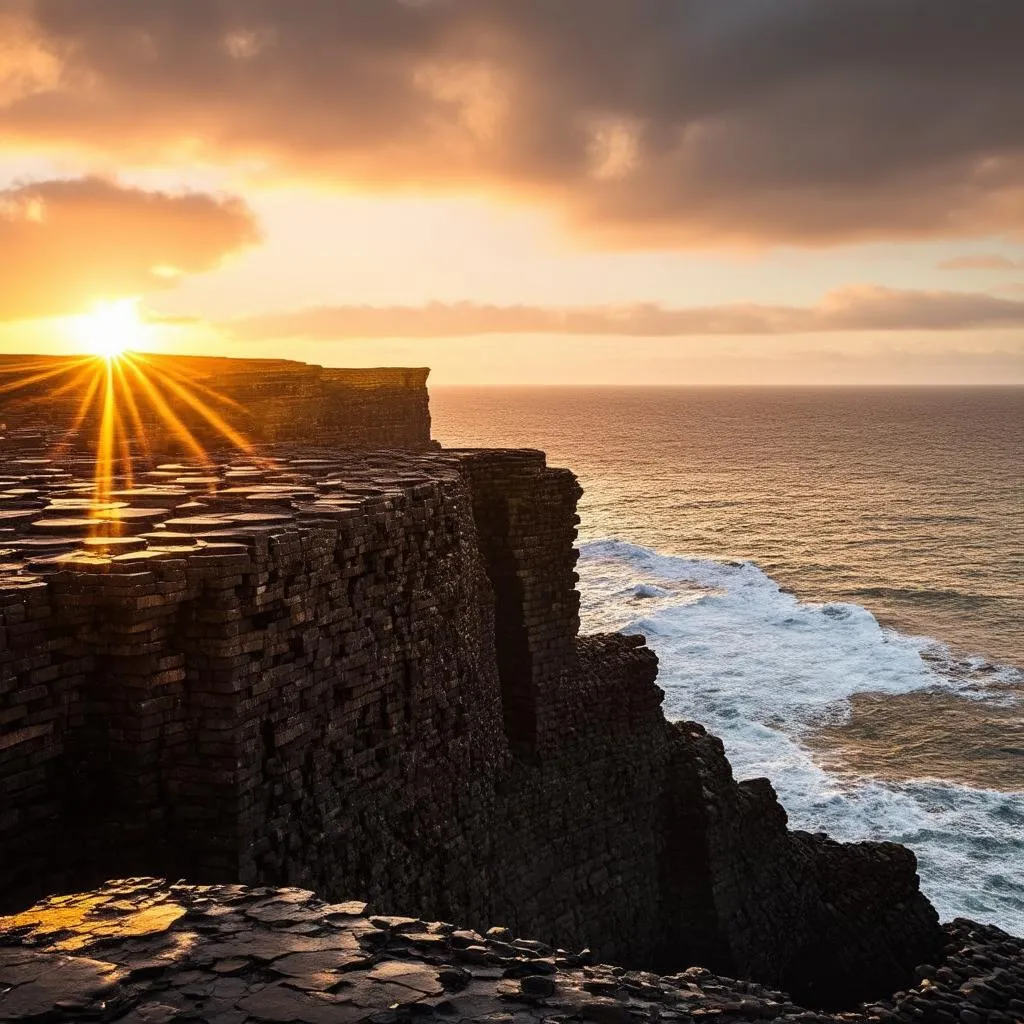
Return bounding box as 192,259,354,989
466,491,537,757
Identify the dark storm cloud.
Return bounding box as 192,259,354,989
3,0,1024,246
224,287,1024,340
0,177,259,319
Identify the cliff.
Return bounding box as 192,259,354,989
0,357,950,1008
0,354,431,452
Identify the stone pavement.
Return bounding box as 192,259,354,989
0,443,465,588
1,880,1022,1024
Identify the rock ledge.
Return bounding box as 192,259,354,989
1,879,1021,1024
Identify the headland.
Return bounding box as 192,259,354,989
0,355,1018,1020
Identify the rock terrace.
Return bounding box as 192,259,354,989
2,880,1022,1024
0,443,471,589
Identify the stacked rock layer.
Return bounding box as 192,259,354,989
0,430,946,1006
0,356,959,1006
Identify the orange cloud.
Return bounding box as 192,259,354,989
224,287,1024,341
937,254,1020,270
2,2,1024,247
0,177,259,320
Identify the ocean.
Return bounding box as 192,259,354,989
431,386,1024,933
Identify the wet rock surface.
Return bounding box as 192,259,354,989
1,880,1021,1024
0,442,472,587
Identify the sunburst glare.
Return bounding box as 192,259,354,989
70,298,147,360
0,345,260,509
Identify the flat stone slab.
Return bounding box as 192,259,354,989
0,950,122,1017
100,507,173,521
29,517,105,535
138,531,203,547
2,880,1023,1024
7,535,84,549
162,516,234,533
0,511,38,524
0,442,471,589
44,500,128,511
80,535,149,553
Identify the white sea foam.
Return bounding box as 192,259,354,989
577,538,1024,933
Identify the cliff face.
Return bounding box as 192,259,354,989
0,355,432,452
661,724,941,1006
0,428,943,1006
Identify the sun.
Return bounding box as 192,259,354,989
72,298,146,359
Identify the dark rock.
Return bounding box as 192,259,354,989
520,974,556,997
583,979,622,997
582,998,636,1024
504,960,558,979
0,881,1020,1024
437,967,471,991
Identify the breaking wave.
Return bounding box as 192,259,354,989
577,538,1024,933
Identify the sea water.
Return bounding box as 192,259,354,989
432,386,1024,933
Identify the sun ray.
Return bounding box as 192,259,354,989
117,356,212,467
48,361,104,403
2,336,262,505
45,363,106,465
93,358,118,508
58,363,105,448
127,355,257,457
134,354,249,414
0,357,91,395
111,356,151,468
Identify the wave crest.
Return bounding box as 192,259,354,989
576,538,1024,933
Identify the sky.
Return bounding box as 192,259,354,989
1,0,1023,384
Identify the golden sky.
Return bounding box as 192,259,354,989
1,0,1023,384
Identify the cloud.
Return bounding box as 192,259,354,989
937,254,1020,270
3,1,1024,247
224,286,1024,340
0,176,259,319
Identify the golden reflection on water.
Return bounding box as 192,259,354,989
810,690,1024,792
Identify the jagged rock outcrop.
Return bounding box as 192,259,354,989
2,880,1020,1023
661,724,942,1005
